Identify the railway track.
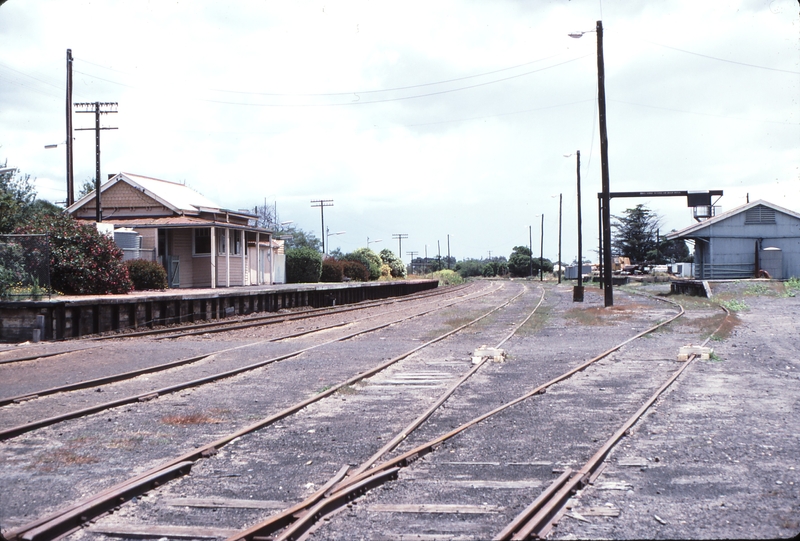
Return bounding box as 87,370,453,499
0,284,730,541
1,281,525,540
0,282,497,440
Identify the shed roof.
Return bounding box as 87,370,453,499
666,199,800,240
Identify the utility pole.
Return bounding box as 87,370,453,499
575,150,584,301
407,251,418,274
75,101,118,222
447,234,451,269
597,20,613,307
540,213,544,281
529,225,533,278
392,233,408,261
558,193,563,284
310,199,333,254
437,240,441,270
66,49,74,206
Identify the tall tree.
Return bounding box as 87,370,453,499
0,163,37,234
612,204,660,263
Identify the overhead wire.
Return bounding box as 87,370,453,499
69,54,590,107
642,39,800,75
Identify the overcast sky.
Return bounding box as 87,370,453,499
1,1,798,263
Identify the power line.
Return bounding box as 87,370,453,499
643,40,800,75
68,55,588,108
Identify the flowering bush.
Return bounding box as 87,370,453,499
320,258,344,282
17,213,132,294
341,259,369,282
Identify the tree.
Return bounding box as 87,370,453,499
282,225,322,252
253,201,277,230
78,178,95,199
612,204,661,264
0,164,37,234
455,259,485,278
508,246,533,277
654,234,691,264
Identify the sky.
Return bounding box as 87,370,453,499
1,1,798,264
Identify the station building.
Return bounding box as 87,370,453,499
667,199,800,280
67,172,284,288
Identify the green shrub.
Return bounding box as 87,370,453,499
126,259,168,290
341,259,369,282
429,269,464,286
320,258,344,282
380,263,392,279
286,246,323,283
342,248,382,280
16,213,132,294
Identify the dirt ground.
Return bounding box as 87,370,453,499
550,279,800,540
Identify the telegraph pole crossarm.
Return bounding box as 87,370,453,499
311,199,334,254
75,101,118,222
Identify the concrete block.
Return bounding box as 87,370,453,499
678,345,712,361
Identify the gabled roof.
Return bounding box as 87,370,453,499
667,199,800,240
67,172,255,219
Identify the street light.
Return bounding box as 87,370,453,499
367,237,382,248
326,227,345,256
570,20,613,307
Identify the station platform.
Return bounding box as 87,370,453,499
0,280,438,343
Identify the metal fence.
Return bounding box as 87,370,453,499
0,234,51,299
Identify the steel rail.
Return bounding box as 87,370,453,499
229,288,687,541
0,282,500,441
2,282,518,541
0,346,103,366
0,282,488,409
255,286,547,541
495,300,732,540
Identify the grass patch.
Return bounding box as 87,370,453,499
426,270,465,286
161,411,223,425
336,385,358,395
719,299,748,312
563,303,649,326
784,277,800,297
517,304,552,335
745,282,780,296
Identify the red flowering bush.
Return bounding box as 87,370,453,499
341,259,369,282
17,213,132,294
320,258,344,282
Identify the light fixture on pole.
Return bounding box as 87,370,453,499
367,237,382,248
570,20,613,307
326,228,345,256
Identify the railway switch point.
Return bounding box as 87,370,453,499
472,346,506,364
677,345,713,361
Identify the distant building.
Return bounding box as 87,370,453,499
67,172,284,288
666,199,800,280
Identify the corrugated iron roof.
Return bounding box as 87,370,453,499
667,199,800,240
119,173,224,215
